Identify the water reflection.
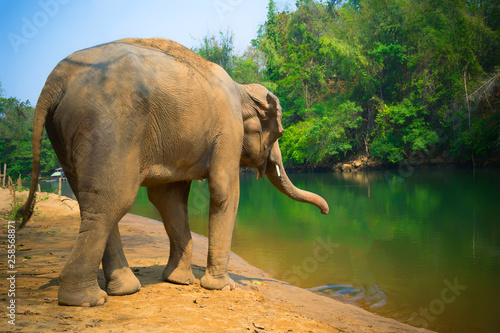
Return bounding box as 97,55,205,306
299,172,389,309
231,169,500,333
38,180,75,199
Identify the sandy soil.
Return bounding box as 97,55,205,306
0,188,431,332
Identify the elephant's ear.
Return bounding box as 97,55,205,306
255,92,283,178
243,85,281,124
266,92,278,115
240,84,285,170
264,92,284,137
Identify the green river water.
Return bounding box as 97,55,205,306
45,168,500,332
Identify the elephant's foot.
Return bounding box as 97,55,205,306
200,272,235,290
163,264,195,285
58,280,108,307
106,267,141,296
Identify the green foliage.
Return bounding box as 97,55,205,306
252,0,499,167
6,201,23,220
371,99,439,163
281,101,362,164
5,184,28,220
193,31,268,86
192,0,500,168
258,0,287,81
231,46,267,85
455,113,500,158
193,30,236,76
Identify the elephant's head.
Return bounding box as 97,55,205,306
239,84,329,215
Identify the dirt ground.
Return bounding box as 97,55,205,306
0,188,431,332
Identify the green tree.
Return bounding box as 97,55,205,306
255,0,288,81
280,101,363,165
194,31,267,86
193,30,236,76
371,99,439,163
231,46,267,85
196,1,500,167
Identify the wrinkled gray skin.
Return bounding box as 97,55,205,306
21,38,329,307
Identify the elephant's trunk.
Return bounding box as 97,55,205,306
265,141,329,215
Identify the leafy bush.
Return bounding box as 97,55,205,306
371,99,439,163
281,101,362,165
454,113,500,158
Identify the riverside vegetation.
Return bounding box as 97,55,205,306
196,0,500,169
2,0,499,180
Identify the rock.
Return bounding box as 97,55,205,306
342,164,352,172
253,323,265,330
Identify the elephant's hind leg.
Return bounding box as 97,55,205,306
58,176,141,306
147,182,195,285
102,224,141,296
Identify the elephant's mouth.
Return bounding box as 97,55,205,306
256,159,267,179
256,145,274,179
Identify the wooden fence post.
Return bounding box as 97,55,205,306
58,177,62,200
8,176,13,195
1,163,6,187
11,177,16,204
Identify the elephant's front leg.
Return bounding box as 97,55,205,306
147,182,195,285
200,169,240,290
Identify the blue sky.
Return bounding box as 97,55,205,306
0,0,290,105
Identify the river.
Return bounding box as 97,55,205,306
41,168,500,332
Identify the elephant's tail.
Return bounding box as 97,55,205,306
17,84,64,228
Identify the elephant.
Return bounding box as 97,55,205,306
20,38,329,307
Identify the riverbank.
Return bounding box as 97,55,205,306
0,188,431,332
286,151,500,173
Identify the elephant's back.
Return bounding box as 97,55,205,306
54,38,220,83
43,38,238,162
52,38,233,102
116,37,217,76
44,38,235,130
